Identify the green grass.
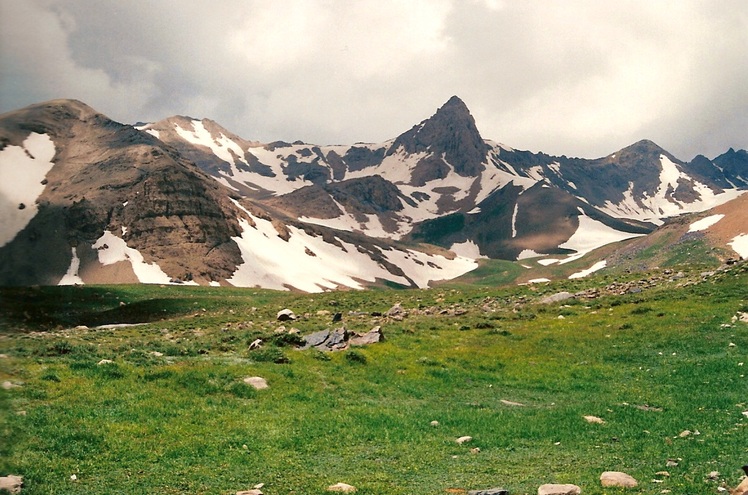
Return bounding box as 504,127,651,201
1,263,747,494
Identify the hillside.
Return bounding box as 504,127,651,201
1,261,746,494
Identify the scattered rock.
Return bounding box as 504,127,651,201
236,490,263,495
584,415,605,424
0,475,23,494
500,399,525,407
468,489,508,495
600,471,638,488
277,309,296,321
708,471,720,480
332,312,343,323
678,430,691,438
327,482,357,492
2,381,19,390
243,377,268,390
537,484,581,495
248,338,263,350
386,303,405,317
97,359,114,365
666,459,680,467
540,292,573,304
430,420,440,427
301,330,331,349
470,447,481,454
326,328,349,350
456,436,473,445
350,326,384,346
151,351,164,357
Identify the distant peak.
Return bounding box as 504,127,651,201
432,95,471,121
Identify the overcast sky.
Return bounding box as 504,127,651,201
1,0,746,160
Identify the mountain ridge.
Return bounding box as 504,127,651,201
1,97,746,290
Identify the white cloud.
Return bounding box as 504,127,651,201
0,0,746,160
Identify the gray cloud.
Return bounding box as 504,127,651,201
1,0,746,160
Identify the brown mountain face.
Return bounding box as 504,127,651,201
0,99,246,285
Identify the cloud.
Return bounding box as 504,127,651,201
1,0,746,160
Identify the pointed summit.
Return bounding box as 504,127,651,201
389,96,489,177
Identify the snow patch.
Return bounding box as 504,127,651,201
728,234,748,258
517,249,542,260
558,214,645,264
527,278,551,284
450,240,487,260
688,214,725,232
511,203,519,238
92,231,172,284
538,258,561,266
569,260,607,279
58,247,84,285
0,132,56,247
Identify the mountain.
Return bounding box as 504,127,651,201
0,100,478,290
1,97,746,290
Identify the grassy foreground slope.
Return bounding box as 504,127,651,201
1,264,747,494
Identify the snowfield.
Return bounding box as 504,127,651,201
93,231,172,284
688,214,725,232
0,132,56,247
728,234,748,258
228,200,476,292
58,247,84,285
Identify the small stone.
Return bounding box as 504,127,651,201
470,447,481,454
277,309,296,321
467,489,508,495
708,471,720,480
248,338,263,350
2,381,19,390
666,459,679,467
70,474,77,481
584,415,605,424
243,376,268,390
236,490,263,495
456,436,473,444
151,351,164,357
654,471,670,477
500,399,525,407
537,483,581,495
97,359,114,365
600,471,638,488
0,354,8,359
327,482,357,492
678,430,692,438
0,475,23,494
430,420,440,427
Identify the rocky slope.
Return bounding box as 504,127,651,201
0,100,478,290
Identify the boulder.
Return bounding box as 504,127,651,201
301,330,331,349
0,475,23,494
326,328,349,350
277,309,296,321
350,326,384,346
538,484,581,495
386,303,405,317
243,376,268,390
600,471,637,488
539,292,573,304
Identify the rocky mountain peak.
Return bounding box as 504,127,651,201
388,95,490,177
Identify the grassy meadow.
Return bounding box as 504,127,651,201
1,263,747,494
